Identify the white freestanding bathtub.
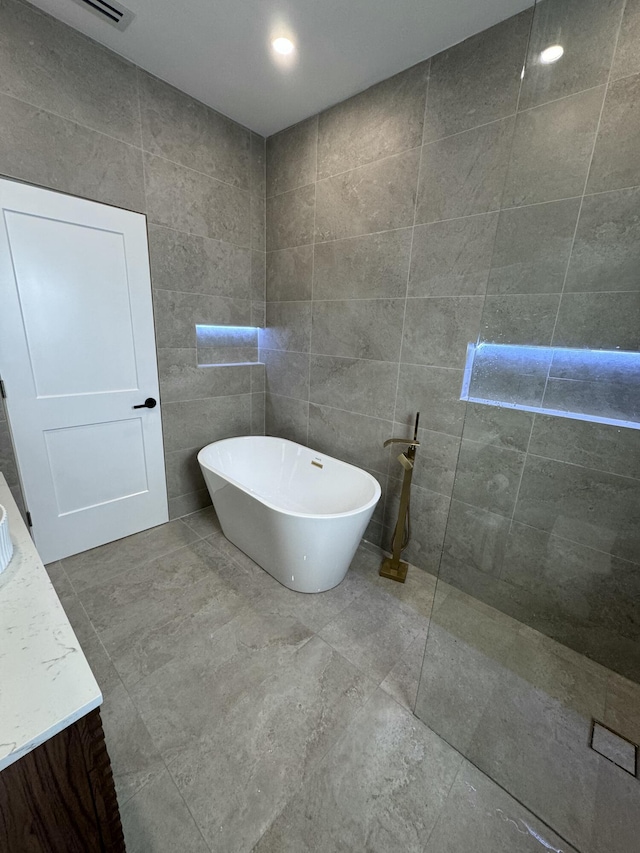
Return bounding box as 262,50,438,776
197,436,381,593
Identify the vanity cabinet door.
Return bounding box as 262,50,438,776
0,708,125,852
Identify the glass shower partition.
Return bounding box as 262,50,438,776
413,0,640,851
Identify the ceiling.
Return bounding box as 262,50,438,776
29,0,532,137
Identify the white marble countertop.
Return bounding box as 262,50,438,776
0,473,101,772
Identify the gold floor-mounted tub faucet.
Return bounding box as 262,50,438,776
380,412,420,584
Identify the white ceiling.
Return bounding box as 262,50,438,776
29,0,532,137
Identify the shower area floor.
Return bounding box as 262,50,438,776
46,508,637,852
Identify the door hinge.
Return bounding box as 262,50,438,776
26,511,33,528
0,377,5,399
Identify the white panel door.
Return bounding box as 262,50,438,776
0,179,168,563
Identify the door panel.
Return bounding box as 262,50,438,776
44,418,149,515
5,212,139,398
0,179,168,563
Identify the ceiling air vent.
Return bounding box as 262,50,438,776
69,0,135,31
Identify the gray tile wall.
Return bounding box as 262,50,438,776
0,0,266,519
263,6,535,565
264,0,640,679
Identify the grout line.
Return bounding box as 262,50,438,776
385,66,430,525
307,136,319,449
524,448,640,484
547,3,626,354
266,175,640,253
507,411,537,536
162,391,253,406
449,493,640,569
266,144,423,200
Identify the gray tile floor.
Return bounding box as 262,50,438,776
46,509,576,852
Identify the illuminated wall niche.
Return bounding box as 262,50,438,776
461,343,640,430
196,324,260,366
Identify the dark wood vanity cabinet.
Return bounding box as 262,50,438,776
0,708,125,852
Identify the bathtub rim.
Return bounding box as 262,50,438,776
198,435,381,521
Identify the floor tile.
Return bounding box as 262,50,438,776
101,682,165,807
424,761,578,852
78,540,240,657
380,632,428,711
129,607,316,763
180,505,221,538
101,539,256,688
120,769,209,853
414,586,520,753
319,584,427,684
254,688,462,853
349,545,437,619
166,636,376,852
63,519,200,592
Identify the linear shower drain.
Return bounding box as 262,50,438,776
590,720,638,776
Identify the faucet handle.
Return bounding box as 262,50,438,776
383,437,421,448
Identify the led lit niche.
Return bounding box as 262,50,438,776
461,342,640,430
196,324,261,367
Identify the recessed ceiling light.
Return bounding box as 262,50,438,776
272,37,295,55
540,44,564,64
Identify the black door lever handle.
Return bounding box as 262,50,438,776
133,397,157,409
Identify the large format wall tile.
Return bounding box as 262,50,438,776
439,499,510,579
153,290,252,347
0,93,145,212
265,394,309,445
266,246,313,302
398,426,460,497
266,184,315,250
262,302,312,352
503,87,604,207
452,440,526,516
519,0,624,111
144,154,250,246
266,116,317,197
500,519,640,655
565,187,640,293
462,403,534,453
309,355,398,420
487,199,580,295
409,214,498,297
317,63,428,179
315,149,420,242
514,455,640,562
0,0,139,145
250,194,266,251
587,73,640,194
308,404,391,474
311,299,405,362
261,349,310,400
425,11,530,142
384,480,451,572
401,297,484,369
528,415,640,481
163,394,252,453
148,225,252,300
313,229,412,300
139,72,250,189
250,132,266,198
481,293,560,345
612,0,640,79
158,350,250,402
164,446,206,498
416,117,514,223
552,291,640,350
395,364,466,438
